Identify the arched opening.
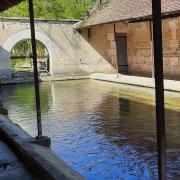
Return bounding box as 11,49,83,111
10,39,50,78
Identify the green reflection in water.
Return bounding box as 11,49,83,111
13,83,49,113
1,80,180,179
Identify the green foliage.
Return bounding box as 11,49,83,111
13,85,49,113
4,0,96,19
11,39,48,57
11,58,31,67
10,39,48,72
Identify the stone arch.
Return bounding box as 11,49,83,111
2,30,59,76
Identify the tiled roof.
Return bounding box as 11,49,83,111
0,0,24,12
79,0,180,28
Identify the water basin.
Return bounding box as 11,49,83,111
1,80,180,179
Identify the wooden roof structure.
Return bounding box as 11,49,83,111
0,0,24,12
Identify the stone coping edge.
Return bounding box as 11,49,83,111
0,18,79,24
0,115,85,180
90,73,180,92
0,75,90,85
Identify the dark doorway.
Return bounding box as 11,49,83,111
115,34,128,74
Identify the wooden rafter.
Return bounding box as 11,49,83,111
0,0,24,12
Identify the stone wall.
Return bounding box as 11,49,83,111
80,16,180,79
127,21,152,76
163,17,180,78
0,18,115,79
128,17,180,79
80,23,118,68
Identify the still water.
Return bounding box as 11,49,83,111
1,80,180,179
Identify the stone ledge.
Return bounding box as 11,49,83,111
0,115,84,180
41,75,90,82
0,75,90,84
0,18,79,25
90,73,180,92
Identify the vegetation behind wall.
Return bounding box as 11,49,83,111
4,0,96,19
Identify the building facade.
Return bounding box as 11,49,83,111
79,0,180,80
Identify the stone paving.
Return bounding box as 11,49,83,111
90,73,180,92
0,140,34,180
0,114,84,180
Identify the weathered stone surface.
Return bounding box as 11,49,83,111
90,73,180,92
81,17,180,79
0,18,115,79
29,136,51,147
110,40,116,49
0,115,85,180
0,139,34,180
107,33,115,41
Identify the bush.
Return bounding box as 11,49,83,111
4,0,96,19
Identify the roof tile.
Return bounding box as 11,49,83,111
79,0,180,28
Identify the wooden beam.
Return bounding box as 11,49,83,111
152,0,167,179
28,0,42,137
0,0,24,12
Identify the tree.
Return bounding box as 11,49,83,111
4,0,96,19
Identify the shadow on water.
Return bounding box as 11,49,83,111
1,80,180,179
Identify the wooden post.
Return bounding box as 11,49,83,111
0,80,8,115
152,0,167,179
28,0,42,137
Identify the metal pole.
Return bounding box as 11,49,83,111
152,0,167,179
28,0,42,137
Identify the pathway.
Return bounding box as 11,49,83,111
0,139,35,180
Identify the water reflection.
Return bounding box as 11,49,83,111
1,80,180,179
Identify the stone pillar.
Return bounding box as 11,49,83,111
0,48,11,79
0,82,8,115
